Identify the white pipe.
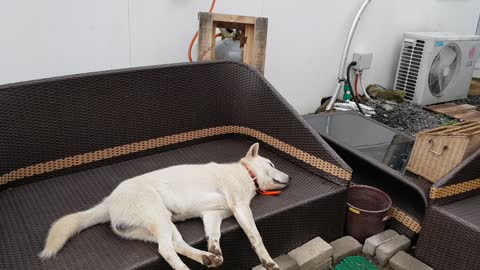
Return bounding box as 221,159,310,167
325,0,374,111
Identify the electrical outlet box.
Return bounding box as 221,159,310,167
353,52,373,70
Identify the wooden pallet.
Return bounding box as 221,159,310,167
197,12,268,74
470,80,480,96
427,103,480,122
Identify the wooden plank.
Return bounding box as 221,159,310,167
470,80,480,96
454,110,480,122
211,21,217,59
252,17,268,75
215,21,246,30
198,12,215,61
427,103,456,112
427,103,457,115
444,104,477,116
211,13,256,25
428,103,476,116
196,12,268,74
243,24,255,65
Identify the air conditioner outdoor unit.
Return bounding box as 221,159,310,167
394,32,480,105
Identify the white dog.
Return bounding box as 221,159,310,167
40,143,290,270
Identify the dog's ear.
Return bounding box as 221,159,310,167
245,143,260,158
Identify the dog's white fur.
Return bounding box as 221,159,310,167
39,143,290,270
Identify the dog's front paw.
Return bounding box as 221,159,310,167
202,253,223,268
262,259,280,270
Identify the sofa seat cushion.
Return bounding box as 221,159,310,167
0,138,345,270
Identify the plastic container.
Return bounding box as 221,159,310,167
345,185,392,242
215,39,243,62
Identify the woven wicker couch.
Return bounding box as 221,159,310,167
415,149,480,270
0,61,352,270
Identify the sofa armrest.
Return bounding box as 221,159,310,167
430,149,480,205
416,200,480,270
228,64,351,186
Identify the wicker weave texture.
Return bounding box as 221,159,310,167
0,126,351,186
0,62,351,269
389,207,421,234
430,178,480,199
407,122,480,182
0,138,346,270
0,61,351,189
431,148,480,205
416,195,480,270
329,141,426,237
307,112,431,212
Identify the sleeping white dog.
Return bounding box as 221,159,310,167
40,143,290,270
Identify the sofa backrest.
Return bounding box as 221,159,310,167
0,61,351,189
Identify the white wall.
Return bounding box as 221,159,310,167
1,0,479,114
0,0,131,84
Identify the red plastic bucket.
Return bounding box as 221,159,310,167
345,185,392,242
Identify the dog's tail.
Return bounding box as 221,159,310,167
39,201,109,259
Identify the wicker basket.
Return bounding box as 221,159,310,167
407,121,480,182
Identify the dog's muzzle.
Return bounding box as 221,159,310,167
273,178,290,185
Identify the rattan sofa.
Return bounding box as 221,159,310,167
0,61,352,270
415,149,480,270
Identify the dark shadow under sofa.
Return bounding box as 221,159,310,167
0,61,352,270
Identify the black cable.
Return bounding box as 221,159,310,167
346,61,365,115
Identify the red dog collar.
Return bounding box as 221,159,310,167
241,162,281,196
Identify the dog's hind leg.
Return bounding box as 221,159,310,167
202,211,226,260
139,198,190,270
231,204,280,270
148,221,190,270
112,224,156,242
171,225,223,268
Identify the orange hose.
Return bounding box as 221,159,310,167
188,32,199,62
354,73,359,97
208,0,217,13
188,0,217,62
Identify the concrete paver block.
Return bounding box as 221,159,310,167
330,236,362,264
312,258,332,270
362,230,399,256
252,254,299,270
389,251,433,270
288,237,333,270
375,235,411,266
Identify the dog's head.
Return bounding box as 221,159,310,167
241,143,290,191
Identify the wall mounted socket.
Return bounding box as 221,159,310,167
352,51,373,70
